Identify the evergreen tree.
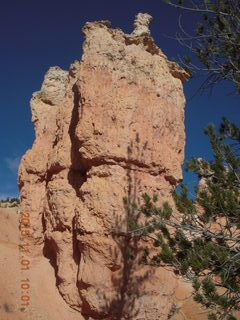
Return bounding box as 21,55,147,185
128,119,240,319
162,0,240,93
126,2,240,318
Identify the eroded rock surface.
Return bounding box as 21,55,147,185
19,13,188,320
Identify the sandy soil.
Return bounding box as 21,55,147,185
0,207,83,320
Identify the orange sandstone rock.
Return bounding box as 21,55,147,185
19,13,188,319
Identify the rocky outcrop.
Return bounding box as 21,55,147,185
18,13,188,320
0,201,19,208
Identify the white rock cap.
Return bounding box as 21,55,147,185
131,13,153,37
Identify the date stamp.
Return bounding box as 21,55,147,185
19,212,31,311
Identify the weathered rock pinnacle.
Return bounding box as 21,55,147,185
19,14,188,320
131,12,153,36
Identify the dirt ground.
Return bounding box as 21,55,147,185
0,207,82,320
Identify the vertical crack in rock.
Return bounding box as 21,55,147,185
68,82,88,196
19,13,189,320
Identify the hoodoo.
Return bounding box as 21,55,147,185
19,13,188,319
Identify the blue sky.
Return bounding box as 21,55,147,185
0,0,239,199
